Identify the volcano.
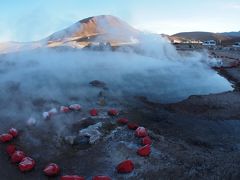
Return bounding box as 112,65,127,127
47,15,141,48
0,15,141,54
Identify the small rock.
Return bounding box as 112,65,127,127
69,104,81,111
19,157,35,172
11,151,26,163
135,127,148,138
117,118,128,125
60,106,71,113
9,128,18,137
89,108,98,116
0,133,13,143
6,144,16,156
116,160,134,173
61,175,85,180
137,145,151,157
142,136,152,145
74,136,89,145
27,117,37,126
90,80,106,88
64,136,76,145
43,163,60,176
127,123,139,130
43,112,50,119
92,175,111,180
49,108,58,115
79,122,103,144
98,98,106,106
108,109,118,116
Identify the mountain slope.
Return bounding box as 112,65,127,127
46,15,141,47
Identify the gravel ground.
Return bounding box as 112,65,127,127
1,52,240,180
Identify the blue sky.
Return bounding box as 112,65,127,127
0,0,239,42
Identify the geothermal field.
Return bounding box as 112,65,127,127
1,5,240,180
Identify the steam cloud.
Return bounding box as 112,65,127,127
0,36,232,129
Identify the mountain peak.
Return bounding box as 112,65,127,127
47,15,140,45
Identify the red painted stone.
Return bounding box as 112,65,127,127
92,176,111,180
60,106,71,113
6,144,16,156
11,151,26,163
19,157,35,172
108,109,118,116
117,118,128,125
90,108,98,116
135,127,148,137
142,136,152,145
137,145,151,157
0,133,13,143
61,175,85,180
44,163,60,176
127,123,138,130
69,104,81,111
9,128,18,137
116,160,134,173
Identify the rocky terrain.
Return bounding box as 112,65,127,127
1,15,240,180
0,53,240,179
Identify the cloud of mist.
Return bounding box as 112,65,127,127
0,38,232,117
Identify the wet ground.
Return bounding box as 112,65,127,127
1,51,240,180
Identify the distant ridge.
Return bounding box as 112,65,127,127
171,31,240,45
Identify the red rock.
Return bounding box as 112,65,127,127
117,118,128,125
137,145,151,157
11,151,26,163
6,144,16,156
127,123,138,130
61,175,85,180
69,104,81,111
19,157,35,172
108,109,118,116
44,163,60,176
142,136,152,145
116,160,134,173
135,127,148,137
0,133,13,143
92,176,111,180
9,128,18,137
60,106,71,113
90,108,98,116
